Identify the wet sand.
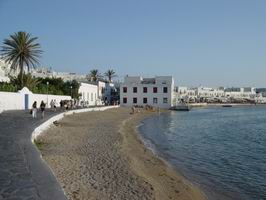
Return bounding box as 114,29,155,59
36,107,206,200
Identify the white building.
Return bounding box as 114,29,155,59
97,81,119,105
120,76,174,109
255,93,266,103
78,82,99,106
225,87,256,99
30,67,86,82
0,59,10,82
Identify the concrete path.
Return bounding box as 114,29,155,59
0,109,68,200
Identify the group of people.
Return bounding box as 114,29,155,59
31,99,59,119
31,101,46,118
31,99,78,119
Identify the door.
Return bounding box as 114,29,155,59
25,94,29,110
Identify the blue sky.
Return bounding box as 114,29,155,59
0,0,265,87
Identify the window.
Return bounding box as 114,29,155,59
91,93,93,101
133,97,137,104
87,93,90,101
143,98,147,104
153,87,158,93
123,97,127,104
163,98,168,103
133,87,138,93
123,87,127,93
153,98,158,104
143,87,148,93
163,87,168,93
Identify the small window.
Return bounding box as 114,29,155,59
153,87,158,93
163,87,168,93
91,93,93,101
153,98,158,104
143,87,148,93
123,87,127,93
133,87,138,93
143,98,147,104
123,97,127,104
133,97,137,104
163,98,168,103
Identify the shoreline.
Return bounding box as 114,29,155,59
120,110,206,200
36,107,206,200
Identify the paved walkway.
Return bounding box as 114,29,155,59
0,109,67,200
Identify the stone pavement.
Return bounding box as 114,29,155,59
0,109,67,200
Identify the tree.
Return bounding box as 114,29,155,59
1,31,42,88
88,69,101,82
104,69,116,83
9,73,41,91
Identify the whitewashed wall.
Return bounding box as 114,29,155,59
0,91,24,111
0,87,71,112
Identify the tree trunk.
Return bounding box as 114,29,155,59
19,59,24,89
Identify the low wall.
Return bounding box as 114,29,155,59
0,88,71,112
31,105,119,142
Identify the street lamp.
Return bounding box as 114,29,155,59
46,81,49,105
70,85,73,99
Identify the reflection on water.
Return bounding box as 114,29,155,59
139,106,266,200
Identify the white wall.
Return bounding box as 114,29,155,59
28,93,71,109
0,87,71,112
0,91,24,111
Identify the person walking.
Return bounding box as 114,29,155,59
40,101,46,118
50,100,54,111
53,99,57,111
32,101,37,118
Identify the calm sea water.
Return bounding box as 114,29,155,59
138,106,266,200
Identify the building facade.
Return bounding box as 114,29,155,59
78,82,99,106
120,76,174,109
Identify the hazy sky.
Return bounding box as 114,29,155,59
0,0,265,87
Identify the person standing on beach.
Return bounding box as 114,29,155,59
40,101,46,118
32,101,37,118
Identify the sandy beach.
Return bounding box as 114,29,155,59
36,107,206,200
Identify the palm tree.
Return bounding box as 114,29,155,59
9,73,41,91
1,31,42,88
88,69,101,82
104,69,116,83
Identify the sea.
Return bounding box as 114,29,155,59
138,105,266,200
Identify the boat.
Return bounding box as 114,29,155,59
222,104,233,107
170,103,191,111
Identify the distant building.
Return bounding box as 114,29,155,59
30,67,86,82
0,59,10,82
224,87,256,99
120,76,174,108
